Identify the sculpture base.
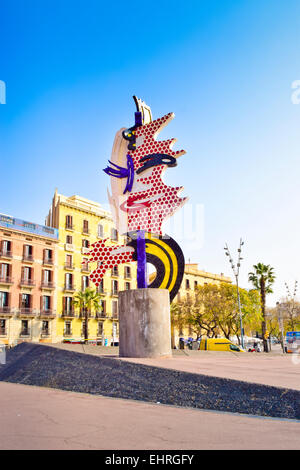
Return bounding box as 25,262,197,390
118,288,171,358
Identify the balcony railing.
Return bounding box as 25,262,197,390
82,228,90,235
65,224,74,231
81,265,90,273
63,330,72,337
62,310,75,318
0,328,7,336
0,250,12,259
18,308,36,317
20,278,35,287
0,276,13,284
41,281,55,289
20,329,31,337
39,309,56,318
111,269,119,277
79,311,93,319
0,306,13,316
64,284,75,292
65,243,74,252
95,311,107,319
43,257,54,266
112,312,118,319
41,330,50,337
112,290,118,296
64,263,74,270
22,254,34,263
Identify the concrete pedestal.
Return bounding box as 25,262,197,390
118,288,171,358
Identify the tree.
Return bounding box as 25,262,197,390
72,288,102,343
248,263,276,352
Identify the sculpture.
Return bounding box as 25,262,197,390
88,97,188,302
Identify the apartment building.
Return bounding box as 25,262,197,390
0,213,58,345
45,190,137,343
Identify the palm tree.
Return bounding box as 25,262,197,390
72,288,102,343
248,263,276,352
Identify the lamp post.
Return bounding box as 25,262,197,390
276,301,285,354
224,239,245,349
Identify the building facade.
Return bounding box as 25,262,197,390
45,191,137,343
0,213,59,345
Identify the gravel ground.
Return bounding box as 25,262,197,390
0,342,299,420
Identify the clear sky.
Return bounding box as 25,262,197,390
1,0,300,305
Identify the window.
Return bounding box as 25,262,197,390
125,282,130,290
42,321,49,335
82,276,89,290
83,220,89,234
0,263,10,280
44,249,53,264
98,279,104,293
20,293,31,309
112,280,118,295
100,300,106,315
97,321,104,336
111,228,118,241
21,320,29,336
98,224,104,238
66,235,72,244
1,240,11,256
65,273,73,288
82,239,90,248
22,266,33,283
186,279,190,290
0,319,6,335
63,297,73,314
66,215,73,229
64,321,72,336
194,281,198,289
41,295,51,311
112,265,118,276
125,266,131,278
0,291,9,308
230,344,240,352
65,254,73,268
112,301,118,317
42,269,52,284
23,244,33,260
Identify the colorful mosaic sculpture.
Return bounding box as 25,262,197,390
88,97,188,301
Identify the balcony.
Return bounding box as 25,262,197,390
81,247,90,255
18,308,36,318
82,228,90,236
64,263,74,271
65,224,74,231
20,278,35,288
95,311,107,319
41,281,55,290
22,254,34,263
0,328,7,336
79,311,93,319
112,313,118,319
39,309,56,319
43,257,54,266
41,330,50,337
20,329,31,337
0,306,13,317
61,310,75,318
81,265,90,273
0,250,12,259
111,269,119,277
64,284,75,292
0,276,13,285
63,330,73,337
64,243,74,252
112,290,118,297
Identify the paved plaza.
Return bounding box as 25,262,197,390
0,344,300,450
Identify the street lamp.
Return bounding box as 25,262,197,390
224,238,245,349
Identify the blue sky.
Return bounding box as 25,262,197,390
1,0,300,305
